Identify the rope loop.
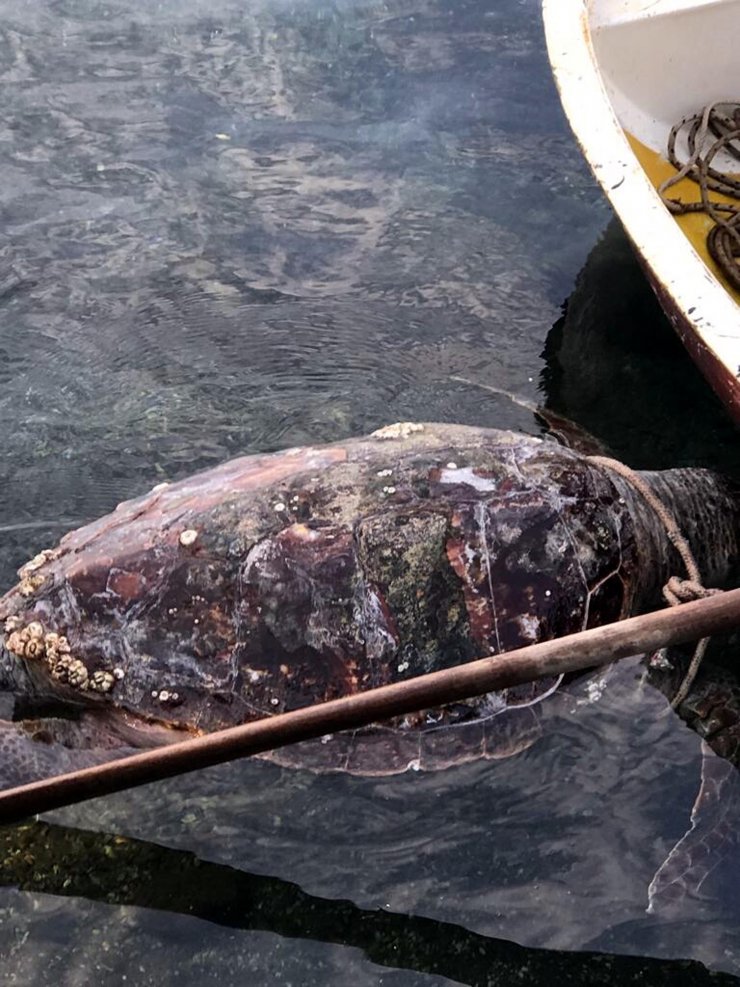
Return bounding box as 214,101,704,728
662,576,722,607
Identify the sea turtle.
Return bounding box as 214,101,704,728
0,421,738,787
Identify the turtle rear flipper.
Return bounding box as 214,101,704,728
647,743,740,913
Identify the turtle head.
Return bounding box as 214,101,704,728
637,467,740,593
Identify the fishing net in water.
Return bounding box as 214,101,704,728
658,101,740,291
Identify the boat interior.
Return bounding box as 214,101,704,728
590,0,740,302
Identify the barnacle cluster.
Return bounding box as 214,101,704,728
3,617,118,695
371,421,425,440
150,688,181,705
18,573,45,597
90,670,116,692
17,548,61,596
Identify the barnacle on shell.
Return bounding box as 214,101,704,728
6,622,47,660
24,638,46,660
67,660,89,689
50,654,74,682
90,670,115,693
44,631,60,651
5,631,26,656
18,548,60,578
49,653,90,691
155,689,182,706
19,573,46,597
3,615,23,634
4,618,115,695
371,421,425,440
45,633,71,658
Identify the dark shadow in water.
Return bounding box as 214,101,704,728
1,818,736,987
540,220,740,475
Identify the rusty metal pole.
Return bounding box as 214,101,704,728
2,587,740,824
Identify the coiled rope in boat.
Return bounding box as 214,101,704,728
658,101,740,291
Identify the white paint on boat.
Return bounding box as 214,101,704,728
591,0,732,29
593,0,740,163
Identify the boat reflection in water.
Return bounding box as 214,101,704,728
540,220,740,475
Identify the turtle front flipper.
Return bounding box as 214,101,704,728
0,719,134,789
647,742,740,914
0,704,177,789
